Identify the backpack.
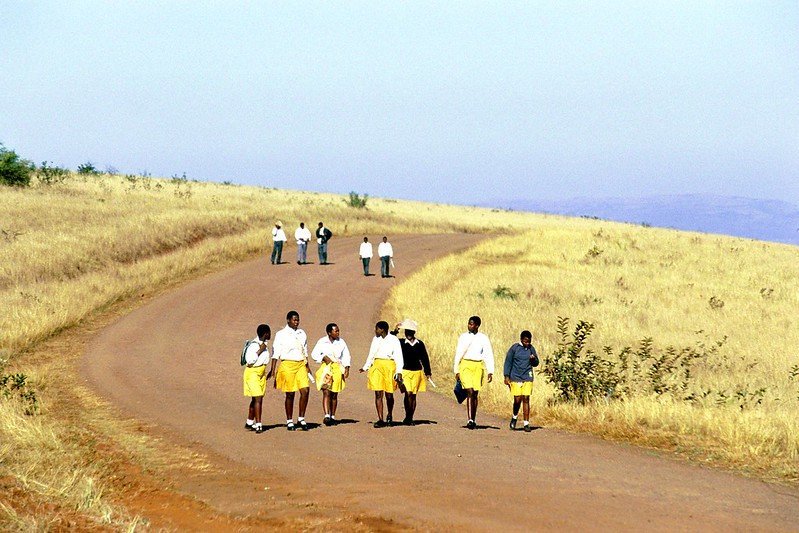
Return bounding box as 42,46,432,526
240,339,257,366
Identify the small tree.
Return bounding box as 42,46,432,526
77,161,100,175
346,191,368,209
0,144,34,187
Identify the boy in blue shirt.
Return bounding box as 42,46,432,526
502,330,539,432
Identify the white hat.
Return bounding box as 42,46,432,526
276,221,282,226
397,318,418,331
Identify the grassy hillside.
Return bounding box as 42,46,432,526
2,172,798,528
383,222,799,481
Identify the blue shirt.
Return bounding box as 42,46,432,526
503,343,539,382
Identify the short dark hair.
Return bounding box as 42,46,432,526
318,221,323,226
286,310,299,321
520,330,532,340
326,322,338,334
469,315,482,327
257,324,271,337
376,320,389,332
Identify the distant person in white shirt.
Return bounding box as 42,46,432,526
359,237,374,276
243,323,271,434
269,311,311,431
378,236,394,278
360,320,404,427
453,315,494,430
270,221,287,265
294,222,312,265
311,323,351,426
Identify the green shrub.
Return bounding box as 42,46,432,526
77,161,101,175
0,144,34,187
0,357,39,415
36,161,70,185
346,191,368,209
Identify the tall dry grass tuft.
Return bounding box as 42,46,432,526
384,223,799,482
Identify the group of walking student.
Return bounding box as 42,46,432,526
243,312,539,433
270,221,333,265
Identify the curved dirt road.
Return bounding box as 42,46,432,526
83,234,799,531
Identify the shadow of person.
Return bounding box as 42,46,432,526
332,418,358,425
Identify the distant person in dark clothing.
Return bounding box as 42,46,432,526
316,222,333,265
394,318,431,425
503,330,539,432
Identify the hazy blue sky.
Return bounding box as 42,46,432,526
2,2,797,205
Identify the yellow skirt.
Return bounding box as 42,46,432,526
401,369,426,394
367,359,396,392
458,359,485,391
276,360,310,392
315,362,346,393
243,365,266,397
509,381,533,396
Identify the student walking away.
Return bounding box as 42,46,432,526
311,323,351,426
243,324,272,434
453,315,494,429
378,236,393,278
316,222,333,265
359,237,373,276
269,311,312,430
271,221,287,264
503,330,539,432
360,320,404,427
394,318,431,425
295,222,312,265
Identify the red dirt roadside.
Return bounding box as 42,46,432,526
82,234,799,531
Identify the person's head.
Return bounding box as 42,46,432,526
286,310,300,329
318,222,324,228
326,322,340,340
375,320,389,337
300,222,305,228
275,221,282,228
467,315,481,333
256,323,271,341
404,329,416,340
520,330,532,348
363,236,368,242
382,236,388,243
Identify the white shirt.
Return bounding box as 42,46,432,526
244,336,270,367
377,242,393,258
453,331,494,374
295,226,312,245
311,336,352,367
359,242,373,259
272,227,287,242
362,334,404,372
271,325,308,361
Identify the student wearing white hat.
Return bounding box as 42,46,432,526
271,221,287,264
395,318,432,425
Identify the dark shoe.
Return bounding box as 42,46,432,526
403,417,413,426
255,425,264,434
299,420,309,431
386,415,393,426
509,418,517,430
373,420,386,428
323,417,332,426
287,422,296,431
467,420,476,430
245,423,255,431
524,424,532,433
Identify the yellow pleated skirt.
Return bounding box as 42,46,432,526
276,360,310,392
315,362,346,393
367,359,396,392
243,365,267,397
509,381,533,396
401,369,426,394
458,359,485,391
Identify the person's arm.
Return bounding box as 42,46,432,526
420,341,432,376
453,334,465,376
244,341,259,367
360,337,377,372
267,357,277,380
311,339,328,364
392,336,404,375
531,346,539,368
341,341,351,379
483,335,495,381
503,345,514,385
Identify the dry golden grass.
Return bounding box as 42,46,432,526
383,221,799,482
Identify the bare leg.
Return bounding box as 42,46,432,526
513,396,522,417
298,387,309,418
374,391,384,420
254,396,263,424
285,392,295,420
321,389,330,416
330,392,338,417
386,392,395,420
523,396,530,422
248,398,256,420
470,391,479,421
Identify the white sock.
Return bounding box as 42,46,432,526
331,415,336,420
512,415,518,420
523,421,530,426
324,414,331,419
469,419,474,423
255,422,262,428
287,419,293,425
298,416,305,422
246,419,254,426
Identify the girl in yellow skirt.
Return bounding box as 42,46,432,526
311,323,351,426
503,330,540,432
360,321,404,427
453,315,494,429
268,311,312,431
243,324,271,434
395,319,432,426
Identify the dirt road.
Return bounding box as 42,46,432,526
83,234,799,531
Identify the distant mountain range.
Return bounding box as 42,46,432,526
481,194,799,247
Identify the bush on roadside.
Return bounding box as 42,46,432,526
0,357,39,415
0,144,34,187
346,191,368,209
